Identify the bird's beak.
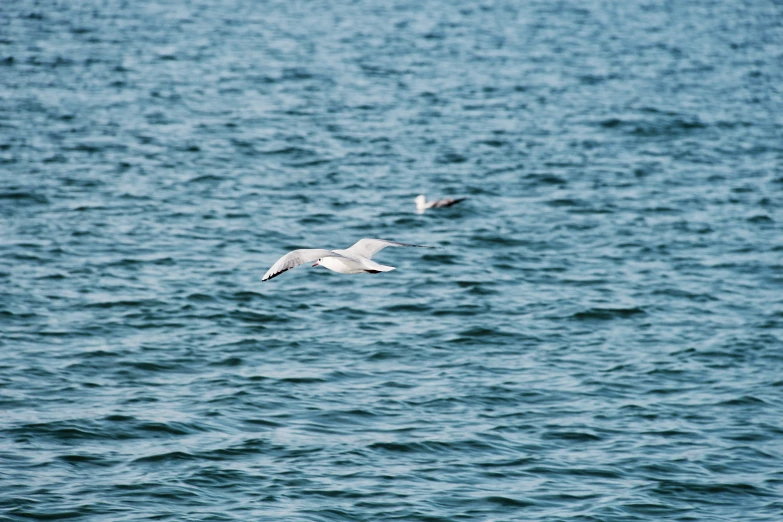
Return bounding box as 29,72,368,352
312,261,319,267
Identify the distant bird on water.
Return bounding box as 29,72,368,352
415,194,466,212
262,238,430,281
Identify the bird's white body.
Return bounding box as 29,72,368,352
318,249,395,274
262,239,425,281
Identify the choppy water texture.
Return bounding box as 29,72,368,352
2,0,783,520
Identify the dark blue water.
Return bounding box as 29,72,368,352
2,0,782,520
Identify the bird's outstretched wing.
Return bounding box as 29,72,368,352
262,249,344,281
345,238,430,259
431,197,466,208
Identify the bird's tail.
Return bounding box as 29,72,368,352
359,256,396,272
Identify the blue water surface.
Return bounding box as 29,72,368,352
1,0,782,520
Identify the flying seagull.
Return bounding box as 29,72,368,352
262,238,430,281
415,194,466,212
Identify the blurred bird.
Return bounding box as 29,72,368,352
262,238,430,281
415,194,466,212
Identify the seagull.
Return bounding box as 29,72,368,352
415,194,466,212
262,238,430,281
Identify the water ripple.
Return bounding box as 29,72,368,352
2,0,782,520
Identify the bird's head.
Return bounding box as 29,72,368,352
312,259,321,267
415,195,427,210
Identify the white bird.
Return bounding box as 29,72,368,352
262,238,430,281
415,194,467,212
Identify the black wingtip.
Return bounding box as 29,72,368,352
396,242,434,249
262,267,291,282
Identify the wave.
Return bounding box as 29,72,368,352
570,307,646,321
